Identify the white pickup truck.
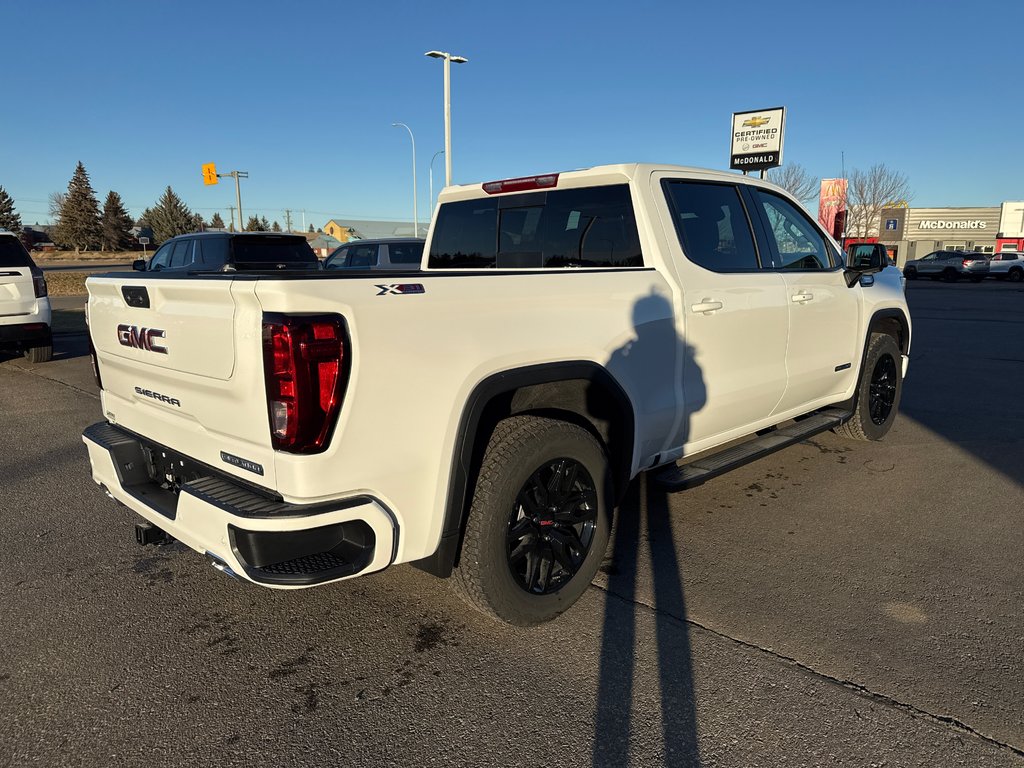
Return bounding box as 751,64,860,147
83,164,911,625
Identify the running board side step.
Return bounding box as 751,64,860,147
653,408,852,492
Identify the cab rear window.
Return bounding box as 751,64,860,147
0,237,35,268
429,185,643,269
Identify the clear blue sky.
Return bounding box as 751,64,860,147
4,0,1022,229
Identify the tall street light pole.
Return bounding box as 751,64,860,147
429,150,444,219
392,122,418,237
425,50,468,187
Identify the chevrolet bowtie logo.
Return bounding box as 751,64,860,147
742,116,770,128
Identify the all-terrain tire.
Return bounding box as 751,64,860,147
833,334,903,442
453,415,611,626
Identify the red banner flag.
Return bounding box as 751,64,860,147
818,178,848,240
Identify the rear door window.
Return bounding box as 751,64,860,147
662,181,760,271
428,184,642,269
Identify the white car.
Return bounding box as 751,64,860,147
988,251,1024,282
0,231,52,363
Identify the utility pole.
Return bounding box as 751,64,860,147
229,171,248,230
284,209,292,233
228,206,236,232
302,210,306,232
202,164,245,233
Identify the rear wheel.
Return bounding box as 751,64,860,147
24,335,53,364
453,415,611,625
833,334,903,442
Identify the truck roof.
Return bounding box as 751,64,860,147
437,163,772,204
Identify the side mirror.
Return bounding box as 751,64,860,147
849,243,886,270
844,243,888,287
132,259,147,271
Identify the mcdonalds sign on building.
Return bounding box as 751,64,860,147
730,107,786,172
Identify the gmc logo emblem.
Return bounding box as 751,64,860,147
117,324,168,354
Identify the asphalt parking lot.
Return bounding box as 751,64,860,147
1,280,1022,767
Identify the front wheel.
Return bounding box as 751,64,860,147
453,415,611,625
1008,268,1023,283
903,267,917,280
833,334,903,441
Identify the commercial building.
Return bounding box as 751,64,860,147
874,206,999,266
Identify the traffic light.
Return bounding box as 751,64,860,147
202,163,218,185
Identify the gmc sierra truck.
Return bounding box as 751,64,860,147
82,164,911,625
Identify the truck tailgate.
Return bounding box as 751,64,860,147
87,275,278,487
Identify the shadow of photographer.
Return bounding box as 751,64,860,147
590,291,706,767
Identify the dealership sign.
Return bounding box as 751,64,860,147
730,107,785,172
918,220,988,230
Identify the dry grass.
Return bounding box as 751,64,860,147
46,272,89,296
34,250,138,264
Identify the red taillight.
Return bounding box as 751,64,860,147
31,269,48,298
482,173,559,195
262,314,347,454
962,259,970,267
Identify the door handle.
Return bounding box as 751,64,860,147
690,299,723,315
791,292,814,303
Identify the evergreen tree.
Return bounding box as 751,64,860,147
246,215,264,232
100,191,134,251
0,186,22,233
260,215,271,231
209,212,226,229
146,186,195,243
271,220,281,232
308,223,314,233
54,162,102,253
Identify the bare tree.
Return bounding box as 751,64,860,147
767,163,818,203
845,164,912,238
48,191,66,224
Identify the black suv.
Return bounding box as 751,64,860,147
134,232,320,272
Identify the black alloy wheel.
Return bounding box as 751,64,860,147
506,458,597,595
868,353,898,426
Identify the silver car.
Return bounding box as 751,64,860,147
323,238,425,271
903,250,989,282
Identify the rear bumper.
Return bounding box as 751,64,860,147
0,321,50,344
82,422,397,588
